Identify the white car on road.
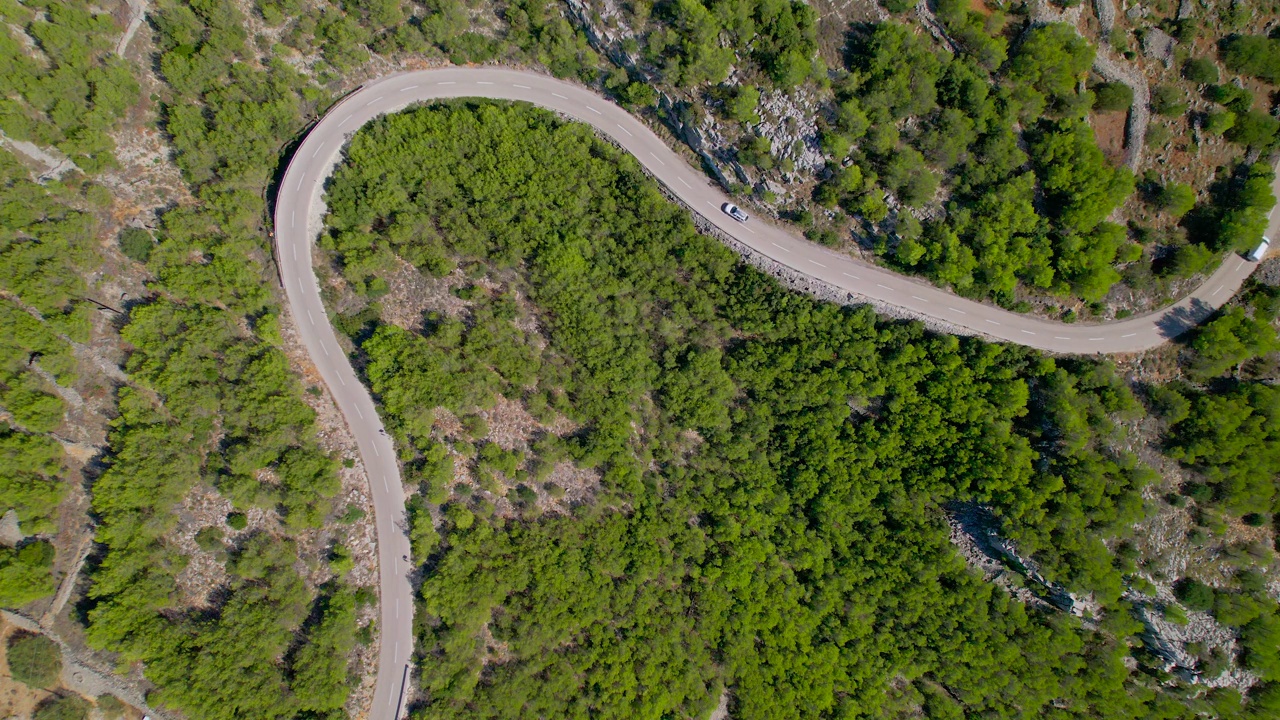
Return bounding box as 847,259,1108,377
722,203,749,222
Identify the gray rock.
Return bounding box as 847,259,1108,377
1142,27,1177,68
0,509,23,545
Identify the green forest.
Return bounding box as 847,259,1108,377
814,14,1275,308
2,2,367,719
1,1,1278,719
323,100,1280,719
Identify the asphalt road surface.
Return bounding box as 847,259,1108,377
273,67,1275,719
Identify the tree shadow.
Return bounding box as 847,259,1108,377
1154,297,1216,340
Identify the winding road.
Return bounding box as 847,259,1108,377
272,67,1275,719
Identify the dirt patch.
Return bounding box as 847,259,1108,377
379,258,471,330
1091,109,1129,166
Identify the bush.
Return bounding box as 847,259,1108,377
1242,513,1269,527
1157,183,1196,217
194,526,225,554
226,511,248,530
1174,577,1216,612
117,228,154,264
462,414,489,439
1146,123,1172,148
1226,111,1279,148
34,695,90,720
95,695,126,719
0,540,56,607
1220,34,1280,84
1208,84,1253,114
1205,110,1236,136
6,633,61,688
1151,85,1188,117
1183,58,1219,84
1092,82,1133,112
1163,602,1188,625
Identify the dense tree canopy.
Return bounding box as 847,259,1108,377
319,101,1267,719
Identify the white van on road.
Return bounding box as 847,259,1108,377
1248,236,1270,262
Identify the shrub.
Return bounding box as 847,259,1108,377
1226,111,1279,148
1220,34,1280,84
1163,602,1188,625
1151,85,1188,117
462,414,489,439
1183,58,1219,84
1157,183,1196,217
95,695,126,719
226,511,248,530
6,632,61,688
1205,110,1236,136
34,695,90,720
1092,82,1133,112
1146,123,1172,148
1174,577,1216,612
117,227,154,264
194,526,224,554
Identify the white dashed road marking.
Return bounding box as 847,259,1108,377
770,242,790,253
617,124,633,136
586,106,601,114
1122,333,1137,338
986,320,1000,326
911,295,926,301
399,85,418,92
364,96,382,106
1021,330,1035,335
678,177,691,188
809,259,827,268
842,272,860,279
949,307,966,314
307,310,315,325
513,84,530,89
649,152,665,166
552,93,568,99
